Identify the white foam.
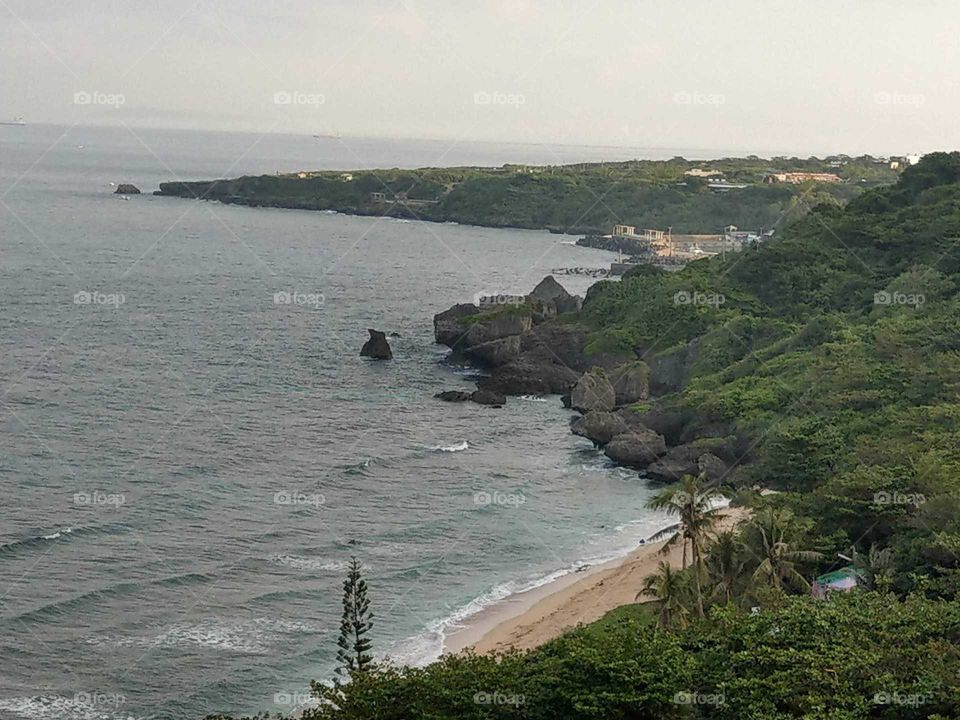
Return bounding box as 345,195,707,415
0,695,144,720
519,395,548,402
42,527,73,540
427,440,468,453
272,555,367,572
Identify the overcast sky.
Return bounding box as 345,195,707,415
1,0,957,155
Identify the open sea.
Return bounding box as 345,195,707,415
0,126,700,719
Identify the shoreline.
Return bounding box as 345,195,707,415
446,506,749,655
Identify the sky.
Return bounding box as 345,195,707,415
1,0,958,156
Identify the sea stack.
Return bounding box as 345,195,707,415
360,329,393,360
115,184,141,194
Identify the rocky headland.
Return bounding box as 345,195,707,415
432,275,750,484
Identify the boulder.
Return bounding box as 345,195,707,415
630,408,689,446
478,359,579,396
360,329,392,360
528,275,581,315
570,368,616,413
571,411,629,446
698,453,729,482
115,184,140,194
603,429,667,468
434,390,473,402
433,303,480,346
470,389,506,407
645,445,703,483
609,361,650,405
463,335,521,368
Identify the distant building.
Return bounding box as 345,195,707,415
370,192,387,202
764,172,842,184
906,153,923,166
684,168,724,178
297,172,309,179
340,173,354,181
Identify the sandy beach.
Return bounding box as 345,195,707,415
447,506,750,655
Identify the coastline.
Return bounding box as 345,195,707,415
446,506,749,655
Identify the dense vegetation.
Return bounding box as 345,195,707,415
206,154,960,719
160,155,899,235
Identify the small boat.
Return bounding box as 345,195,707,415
0,116,26,126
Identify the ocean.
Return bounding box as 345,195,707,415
0,125,687,719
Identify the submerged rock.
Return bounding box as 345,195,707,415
435,390,473,402
570,368,616,413
470,389,506,407
360,329,393,360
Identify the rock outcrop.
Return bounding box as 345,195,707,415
571,411,624,446
462,314,533,347
528,275,581,315
644,444,730,483
478,359,580,396
462,336,521,367
360,329,393,360
433,303,480,347
115,184,140,194
609,361,650,406
570,368,616,413
603,428,667,467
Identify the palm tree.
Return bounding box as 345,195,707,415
646,473,727,616
637,561,692,629
705,530,746,604
743,509,822,594
853,543,893,590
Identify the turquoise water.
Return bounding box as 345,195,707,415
0,126,673,719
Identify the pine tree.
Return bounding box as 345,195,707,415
336,557,373,676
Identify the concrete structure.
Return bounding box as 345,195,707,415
812,567,862,599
